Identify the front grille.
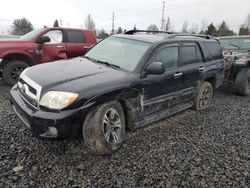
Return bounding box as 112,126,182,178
17,76,41,109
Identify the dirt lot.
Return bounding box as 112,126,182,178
0,79,249,187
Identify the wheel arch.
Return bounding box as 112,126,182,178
82,88,142,130
0,53,33,69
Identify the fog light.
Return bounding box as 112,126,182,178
48,127,58,136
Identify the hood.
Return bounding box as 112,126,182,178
0,39,29,43
24,57,131,95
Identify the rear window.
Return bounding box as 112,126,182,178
66,30,85,43
205,42,223,59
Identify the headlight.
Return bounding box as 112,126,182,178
40,91,79,110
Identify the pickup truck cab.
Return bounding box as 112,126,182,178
0,27,97,85
10,30,224,155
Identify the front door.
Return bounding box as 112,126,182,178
140,43,182,116
39,29,67,63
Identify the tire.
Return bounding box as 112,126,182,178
82,101,126,155
234,68,250,96
193,81,213,111
2,60,29,85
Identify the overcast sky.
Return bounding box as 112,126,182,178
0,0,249,34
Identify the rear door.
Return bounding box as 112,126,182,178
176,42,204,101
65,30,89,58
39,29,67,63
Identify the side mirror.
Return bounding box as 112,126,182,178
146,62,165,75
37,36,51,44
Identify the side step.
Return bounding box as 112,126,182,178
134,102,193,129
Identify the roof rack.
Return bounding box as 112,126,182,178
124,29,174,35
124,29,215,40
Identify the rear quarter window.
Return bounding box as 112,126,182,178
205,42,223,59
66,30,86,43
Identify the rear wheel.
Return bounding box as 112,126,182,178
193,81,213,111
234,68,250,96
82,101,125,155
2,60,29,85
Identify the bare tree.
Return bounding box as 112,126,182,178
189,22,199,34
85,14,96,32
182,21,188,33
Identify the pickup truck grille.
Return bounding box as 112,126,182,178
17,75,42,110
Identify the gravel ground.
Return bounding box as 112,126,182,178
0,79,249,187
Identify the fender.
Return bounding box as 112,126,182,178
80,87,143,129
0,51,34,68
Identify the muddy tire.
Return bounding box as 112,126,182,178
234,68,250,96
82,101,125,155
193,81,213,111
2,60,29,85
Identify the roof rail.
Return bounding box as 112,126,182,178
124,29,217,41
166,33,213,39
124,29,174,35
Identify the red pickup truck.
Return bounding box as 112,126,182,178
0,27,97,85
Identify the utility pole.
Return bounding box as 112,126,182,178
60,20,63,27
160,1,166,31
112,12,115,34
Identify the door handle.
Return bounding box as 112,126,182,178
174,72,183,78
56,45,64,48
198,67,204,72
83,46,90,49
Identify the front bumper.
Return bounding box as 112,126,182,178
9,85,86,140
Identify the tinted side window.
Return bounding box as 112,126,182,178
205,42,223,59
154,46,179,69
182,45,196,65
66,30,86,43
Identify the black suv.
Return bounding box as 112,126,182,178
10,30,224,155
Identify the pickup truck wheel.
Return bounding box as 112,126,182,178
193,81,213,111
82,101,125,155
2,60,29,85
234,68,250,96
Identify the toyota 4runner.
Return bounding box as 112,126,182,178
10,30,224,155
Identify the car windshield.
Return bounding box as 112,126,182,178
85,37,151,71
220,37,250,50
20,28,45,40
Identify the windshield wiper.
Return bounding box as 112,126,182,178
84,56,97,62
84,56,120,69
95,59,120,69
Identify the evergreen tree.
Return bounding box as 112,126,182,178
53,19,60,27
11,18,34,35
217,21,235,36
147,24,159,31
239,25,250,35
117,27,123,34
205,23,217,36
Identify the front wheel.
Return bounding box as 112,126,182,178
2,60,29,85
83,101,125,155
193,81,213,111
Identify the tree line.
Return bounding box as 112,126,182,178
10,14,250,38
